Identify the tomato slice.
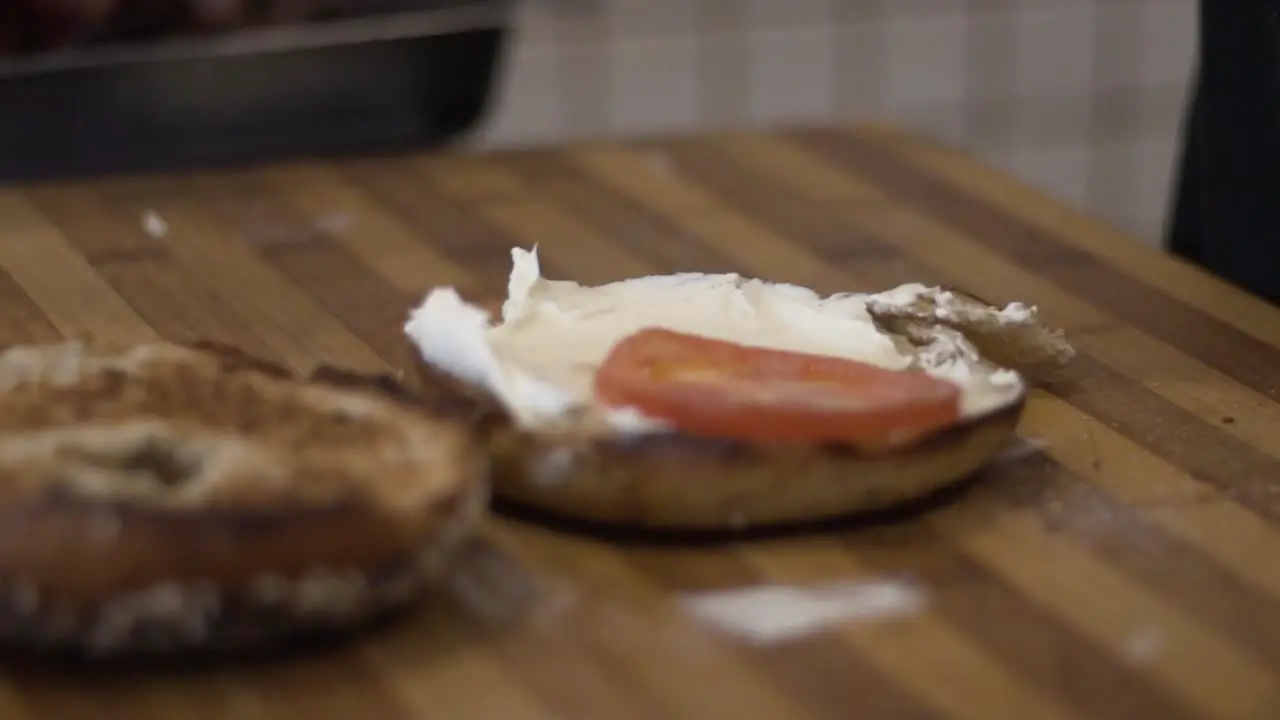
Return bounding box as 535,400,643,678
593,328,962,448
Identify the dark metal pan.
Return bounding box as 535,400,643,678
0,0,512,182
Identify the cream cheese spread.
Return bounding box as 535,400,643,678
405,248,1023,434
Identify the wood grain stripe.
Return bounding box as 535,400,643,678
498,524,815,720
795,128,1280,400
99,180,387,374
842,525,1198,720
970,446,1280,669
638,531,1194,720
1053,354,1280,519
14,678,256,720
855,122,1280,349
570,148,852,294
455,535,675,720
872,448,1273,713
932,500,1277,718
742,544,1081,720
511,150,943,294
261,242,424,370
0,191,155,344
424,155,530,202
23,186,167,265
167,676,300,720
751,636,938,720
93,258,290,366
0,271,63,347
332,159,518,298
422,158,653,285
1070,326,1280,463
343,157,522,263
260,655,413,720
259,164,478,299
1022,393,1280,606
28,187,287,366
190,178,424,372
628,549,941,720
361,601,555,720
496,153,756,276
633,138,1114,333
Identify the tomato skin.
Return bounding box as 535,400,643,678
594,328,962,449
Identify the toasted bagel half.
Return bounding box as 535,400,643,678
407,271,1071,532
0,340,487,656
422,357,1024,530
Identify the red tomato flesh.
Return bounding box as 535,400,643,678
593,328,963,448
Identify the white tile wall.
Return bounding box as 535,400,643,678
1006,145,1093,209
1131,2,1199,88
1012,6,1095,97
610,37,701,133
472,0,1199,246
747,26,835,124
883,14,968,112
480,44,562,145
747,0,836,27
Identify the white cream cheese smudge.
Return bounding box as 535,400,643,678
404,247,1024,434
678,579,927,645
141,210,169,239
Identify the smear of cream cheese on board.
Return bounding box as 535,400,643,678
678,579,928,645
404,248,1023,433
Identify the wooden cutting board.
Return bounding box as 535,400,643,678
0,124,1278,720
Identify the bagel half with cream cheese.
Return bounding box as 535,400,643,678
0,340,487,656
406,249,1072,532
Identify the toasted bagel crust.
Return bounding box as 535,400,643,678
415,357,1022,530
0,340,487,656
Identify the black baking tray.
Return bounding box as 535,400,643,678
0,1,511,183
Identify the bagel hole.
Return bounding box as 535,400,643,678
118,440,199,488
69,437,202,492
